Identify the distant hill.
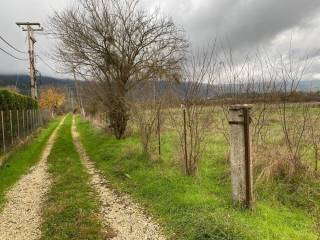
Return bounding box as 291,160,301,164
296,80,320,92
0,74,74,95
1,74,320,98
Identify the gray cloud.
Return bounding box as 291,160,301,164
149,0,320,50
144,0,320,79
1,0,320,78
0,0,71,77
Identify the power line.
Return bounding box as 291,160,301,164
0,47,28,61
37,54,70,74
0,35,27,54
37,55,55,71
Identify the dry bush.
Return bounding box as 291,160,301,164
254,145,302,183
132,100,162,157
213,49,276,169
128,79,168,158
168,46,217,175
275,48,313,174
211,45,317,182
306,108,320,172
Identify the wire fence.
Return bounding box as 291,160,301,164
0,109,52,156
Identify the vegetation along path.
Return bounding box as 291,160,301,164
0,116,65,240
71,116,165,240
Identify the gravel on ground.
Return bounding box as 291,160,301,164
0,117,65,240
72,116,166,240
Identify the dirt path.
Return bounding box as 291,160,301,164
72,116,165,240
0,117,65,240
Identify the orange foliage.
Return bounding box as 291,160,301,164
39,88,65,110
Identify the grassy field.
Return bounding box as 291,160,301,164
41,115,105,240
0,117,60,208
76,115,319,240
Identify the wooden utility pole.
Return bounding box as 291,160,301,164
16,22,43,100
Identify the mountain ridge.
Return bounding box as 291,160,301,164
1,74,320,97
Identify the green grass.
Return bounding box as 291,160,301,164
0,117,60,208
76,116,319,240
41,115,105,240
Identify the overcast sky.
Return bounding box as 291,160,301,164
1,0,320,80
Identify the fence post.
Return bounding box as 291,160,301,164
27,109,29,135
31,109,36,131
157,107,161,156
30,109,32,132
35,109,38,128
30,109,33,131
1,111,5,153
22,109,25,137
229,104,253,208
38,109,41,126
17,110,20,139
37,109,40,127
182,107,188,175
9,110,13,145
34,109,37,129
36,109,38,127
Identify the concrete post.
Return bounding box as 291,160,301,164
229,105,253,208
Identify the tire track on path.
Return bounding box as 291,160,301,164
72,116,165,240
0,116,66,240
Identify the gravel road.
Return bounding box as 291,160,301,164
0,117,65,240
72,116,166,240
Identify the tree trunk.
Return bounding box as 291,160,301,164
108,97,129,139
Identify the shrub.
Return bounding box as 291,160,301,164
0,89,38,111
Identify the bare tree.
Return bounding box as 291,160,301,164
50,0,187,139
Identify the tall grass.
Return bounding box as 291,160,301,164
76,116,319,239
